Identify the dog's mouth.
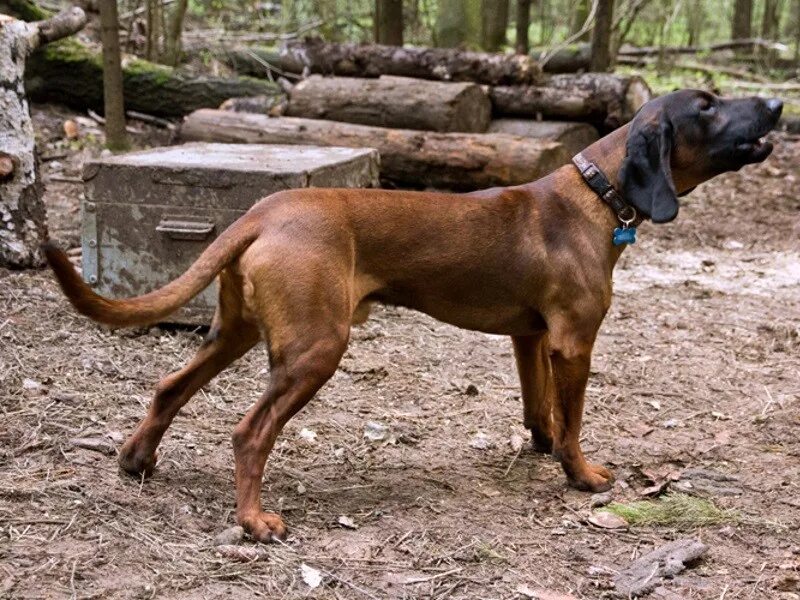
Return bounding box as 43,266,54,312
734,133,774,163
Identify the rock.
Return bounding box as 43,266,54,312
469,432,493,450
215,544,268,562
22,378,42,391
301,563,323,588
613,538,708,597
69,437,116,455
298,427,317,442
363,421,388,442
590,490,614,508
337,515,357,529
588,511,627,529
509,434,525,453
214,526,245,546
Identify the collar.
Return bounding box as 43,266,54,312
572,152,644,228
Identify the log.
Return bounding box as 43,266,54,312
286,75,492,133
24,38,284,118
279,37,543,86
490,73,652,131
0,7,87,268
487,120,598,155
180,110,570,191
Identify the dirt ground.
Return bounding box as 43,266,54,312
1,106,799,600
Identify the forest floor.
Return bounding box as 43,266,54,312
1,105,799,600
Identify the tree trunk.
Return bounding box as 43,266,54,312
732,0,752,40
685,0,706,46
0,7,87,268
145,0,162,61
482,0,509,51
535,44,591,72
760,0,781,39
25,39,283,117
165,0,189,65
286,75,491,133
590,0,614,71
515,0,531,54
180,110,570,190
98,0,128,151
435,0,481,48
490,73,651,131
374,0,403,45
280,38,542,85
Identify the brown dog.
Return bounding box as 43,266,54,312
44,90,782,542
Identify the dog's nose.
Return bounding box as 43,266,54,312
765,98,783,117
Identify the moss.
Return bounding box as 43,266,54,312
1,0,51,21
602,493,739,529
125,59,174,86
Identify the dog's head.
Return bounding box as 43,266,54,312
618,89,782,224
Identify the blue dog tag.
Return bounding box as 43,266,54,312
613,227,637,246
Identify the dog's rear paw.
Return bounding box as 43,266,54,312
567,463,615,493
118,448,157,478
239,511,287,543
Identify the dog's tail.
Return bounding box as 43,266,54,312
43,211,262,328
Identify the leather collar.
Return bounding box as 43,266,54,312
572,152,644,227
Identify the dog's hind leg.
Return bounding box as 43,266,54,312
230,268,351,542
512,332,555,454
119,269,259,477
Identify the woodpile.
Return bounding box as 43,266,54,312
179,38,653,191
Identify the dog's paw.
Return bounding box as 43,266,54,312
567,463,615,492
118,446,157,478
239,512,287,543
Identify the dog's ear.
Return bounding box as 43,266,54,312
618,113,679,223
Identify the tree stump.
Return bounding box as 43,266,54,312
0,7,86,268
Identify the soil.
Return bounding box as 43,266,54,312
1,106,798,600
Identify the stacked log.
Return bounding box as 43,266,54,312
286,75,491,133
180,110,570,191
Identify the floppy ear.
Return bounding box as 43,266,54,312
618,113,679,223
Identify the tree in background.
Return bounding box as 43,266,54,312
145,0,189,65
435,0,481,47
571,0,591,41
761,0,782,39
482,0,509,51
685,0,707,45
590,0,614,71
99,0,129,151
515,0,532,54
375,0,403,45
731,0,752,39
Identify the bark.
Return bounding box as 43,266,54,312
535,44,591,72
179,111,570,191
482,0,509,51
487,119,598,155
435,0,481,48
590,0,615,71
25,39,283,118
732,0,753,40
374,0,403,45
286,75,491,133
490,73,652,131
0,7,87,268
98,0,128,151
280,38,542,85
515,0,531,54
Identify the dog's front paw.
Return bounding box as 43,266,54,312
239,511,287,543
118,444,157,478
567,463,615,492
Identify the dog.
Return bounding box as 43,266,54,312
44,90,782,542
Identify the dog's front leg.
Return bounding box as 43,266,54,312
512,333,555,454
547,317,614,492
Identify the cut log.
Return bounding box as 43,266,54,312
487,120,598,155
286,75,491,133
490,73,652,130
180,110,570,191
532,44,592,73
279,37,543,86
0,7,87,268
24,39,284,118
